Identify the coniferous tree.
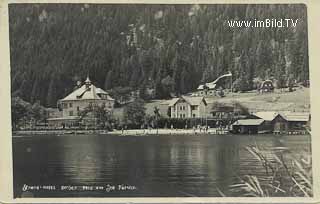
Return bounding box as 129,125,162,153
8,4,309,106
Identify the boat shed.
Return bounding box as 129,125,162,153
232,119,265,134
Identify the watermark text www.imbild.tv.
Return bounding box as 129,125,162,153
227,18,299,28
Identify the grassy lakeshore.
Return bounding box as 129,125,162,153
113,87,310,121
12,88,310,136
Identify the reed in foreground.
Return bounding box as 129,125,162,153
226,145,312,197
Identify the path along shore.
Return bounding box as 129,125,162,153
13,128,229,136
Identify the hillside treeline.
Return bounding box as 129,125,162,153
9,4,308,107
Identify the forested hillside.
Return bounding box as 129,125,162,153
9,4,308,107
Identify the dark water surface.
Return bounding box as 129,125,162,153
12,134,311,197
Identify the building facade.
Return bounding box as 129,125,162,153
47,77,115,127
168,96,207,118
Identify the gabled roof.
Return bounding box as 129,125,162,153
168,98,180,106
282,112,310,122
184,96,207,106
262,80,273,84
253,111,279,121
168,96,207,107
253,111,310,122
260,80,274,89
232,119,264,126
60,84,114,101
197,83,216,90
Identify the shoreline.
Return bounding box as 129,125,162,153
12,128,228,136
12,128,310,137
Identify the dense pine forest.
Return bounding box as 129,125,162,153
9,4,308,107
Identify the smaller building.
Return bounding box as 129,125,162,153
259,80,274,93
231,119,265,134
46,108,62,119
211,102,248,119
280,112,310,132
252,111,310,133
168,96,207,118
196,72,232,96
196,83,217,96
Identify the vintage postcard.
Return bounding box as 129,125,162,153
0,0,320,203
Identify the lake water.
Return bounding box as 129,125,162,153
12,134,311,197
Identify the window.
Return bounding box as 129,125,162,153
183,114,186,118
69,111,73,116
77,106,80,111
193,114,196,118
69,103,73,108
191,106,197,110
63,103,68,109
182,106,185,110
180,114,182,118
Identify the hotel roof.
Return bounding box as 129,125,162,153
60,80,114,102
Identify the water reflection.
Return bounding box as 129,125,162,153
13,134,311,197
